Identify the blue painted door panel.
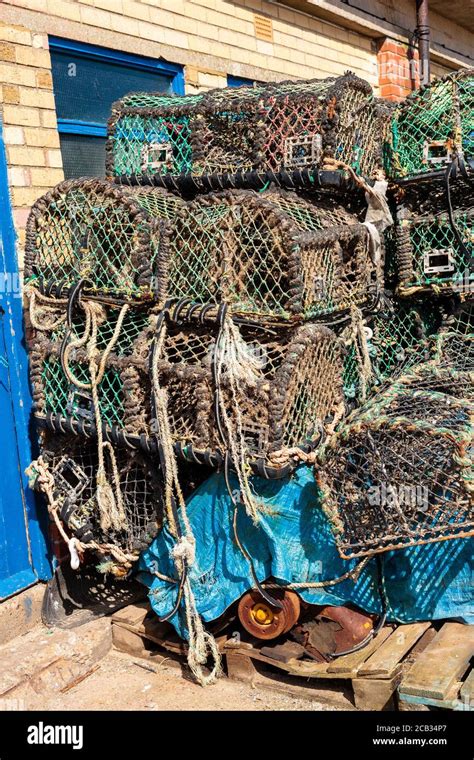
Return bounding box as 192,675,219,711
0,118,51,598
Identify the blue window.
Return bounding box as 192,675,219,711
49,37,184,179
227,74,262,88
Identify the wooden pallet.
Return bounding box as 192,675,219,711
225,622,434,710
111,602,435,710
398,622,474,711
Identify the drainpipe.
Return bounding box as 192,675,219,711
416,0,431,86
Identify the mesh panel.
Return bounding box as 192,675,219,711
396,202,473,293
107,73,384,182
39,431,162,557
24,179,170,302
387,68,474,180
341,298,440,402
318,388,473,558
156,325,343,456
59,134,107,180
129,188,379,320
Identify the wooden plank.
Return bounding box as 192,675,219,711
358,623,431,678
460,669,474,708
111,602,149,627
326,627,394,675
399,681,468,711
226,653,355,709
229,646,334,677
353,672,401,711
401,623,474,700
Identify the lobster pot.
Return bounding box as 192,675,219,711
318,388,474,559
107,91,203,180
387,68,474,181
25,179,170,302
341,297,440,402
120,320,345,466
379,302,474,400
134,188,381,321
36,432,162,560
28,294,155,433
395,199,473,294
107,74,384,187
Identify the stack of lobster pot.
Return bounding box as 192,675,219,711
23,180,172,575
316,68,474,563
23,73,398,579
104,72,396,478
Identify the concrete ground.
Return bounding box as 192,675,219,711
0,616,352,711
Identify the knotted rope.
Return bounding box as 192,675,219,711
26,286,68,331
214,313,265,524
61,299,130,533
151,313,222,686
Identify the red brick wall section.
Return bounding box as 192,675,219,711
377,38,420,101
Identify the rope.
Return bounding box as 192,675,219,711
61,300,129,389
349,304,372,402
214,310,264,524
59,297,130,533
27,286,68,331
263,555,370,589
150,310,222,686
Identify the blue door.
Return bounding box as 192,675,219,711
0,116,51,598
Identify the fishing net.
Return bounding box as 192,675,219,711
30,431,162,564
107,73,384,187
24,179,170,303
395,187,473,294
390,300,474,396
341,296,441,403
318,386,474,558
133,187,382,321
387,68,474,180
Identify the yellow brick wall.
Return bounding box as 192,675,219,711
0,0,380,86
0,21,64,270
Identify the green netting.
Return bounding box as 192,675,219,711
107,73,383,181
342,298,440,402
131,188,379,321
24,179,169,302
396,203,473,293
37,352,125,429
387,68,474,180
318,386,474,558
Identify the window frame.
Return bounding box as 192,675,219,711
49,36,185,139
227,74,262,88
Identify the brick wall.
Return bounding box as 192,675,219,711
0,21,63,270
1,0,380,86
377,38,454,101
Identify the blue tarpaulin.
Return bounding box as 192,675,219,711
138,466,473,640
